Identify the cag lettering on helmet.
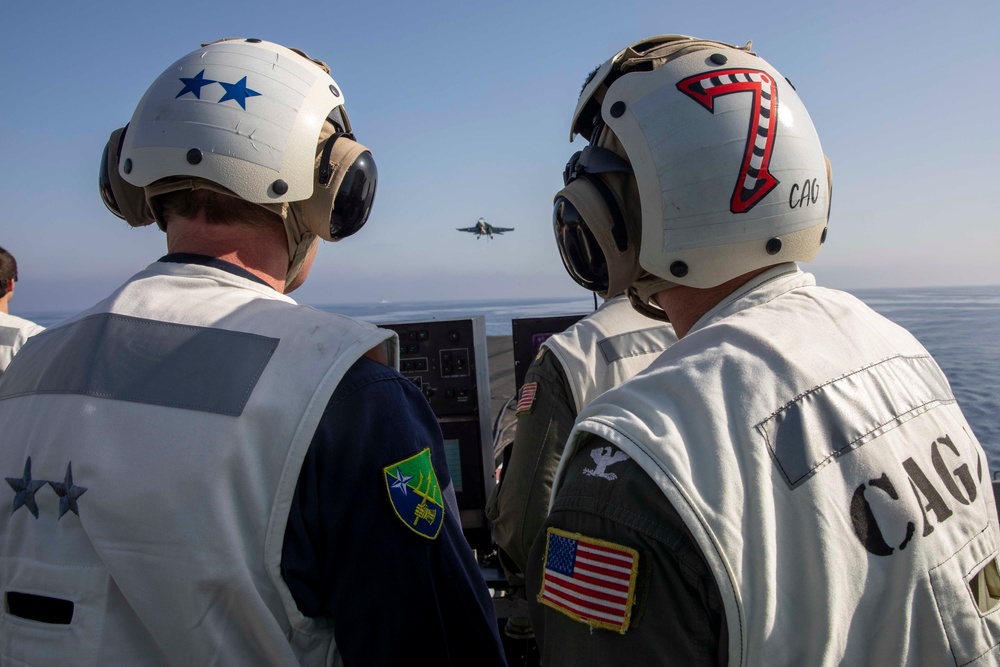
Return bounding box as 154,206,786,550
789,178,821,210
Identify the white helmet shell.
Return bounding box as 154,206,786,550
119,38,344,204
595,45,829,288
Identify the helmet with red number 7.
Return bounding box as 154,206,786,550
553,35,830,304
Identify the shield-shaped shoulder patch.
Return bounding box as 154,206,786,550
383,448,445,539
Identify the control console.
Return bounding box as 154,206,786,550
377,316,494,551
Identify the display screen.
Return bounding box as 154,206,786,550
512,314,586,390
531,332,556,358
443,438,463,493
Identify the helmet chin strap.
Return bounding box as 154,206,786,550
283,230,317,286
278,120,376,282
627,272,677,322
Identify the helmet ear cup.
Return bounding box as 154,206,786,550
562,145,631,252
297,131,377,242
552,193,610,293
98,126,155,227
552,145,640,298
330,149,377,240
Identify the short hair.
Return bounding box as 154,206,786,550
0,245,17,298
153,189,282,229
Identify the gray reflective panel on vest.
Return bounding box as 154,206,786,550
598,327,674,363
758,355,955,489
0,313,278,415
0,325,19,346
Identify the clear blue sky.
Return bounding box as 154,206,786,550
2,0,998,314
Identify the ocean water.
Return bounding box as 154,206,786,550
847,285,1000,472
19,286,999,469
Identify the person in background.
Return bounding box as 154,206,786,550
486,110,679,578
0,39,506,666
486,289,676,646
0,245,44,377
527,34,1000,665
486,107,677,646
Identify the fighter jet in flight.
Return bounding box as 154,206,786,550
457,218,514,240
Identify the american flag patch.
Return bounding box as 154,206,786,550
516,382,537,415
537,528,639,633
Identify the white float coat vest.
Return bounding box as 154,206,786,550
0,261,397,667
0,311,45,377
559,265,1000,666
541,294,677,413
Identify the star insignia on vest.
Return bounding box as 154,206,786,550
5,457,47,518
538,527,639,634
384,449,445,539
48,462,87,519
516,382,538,416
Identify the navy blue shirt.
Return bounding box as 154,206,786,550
161,255,506,664
282,357,507,665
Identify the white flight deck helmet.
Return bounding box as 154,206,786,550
99,38,378,284
554,35,830,314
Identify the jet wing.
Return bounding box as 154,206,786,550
456,227,480,232
491,227,514,234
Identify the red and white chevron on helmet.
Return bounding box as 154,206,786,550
575,36,830,288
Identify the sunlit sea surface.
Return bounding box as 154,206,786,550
22,285,999,471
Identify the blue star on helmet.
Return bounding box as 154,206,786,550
389,467,413,496
176,69,217,99
217,76,261,109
